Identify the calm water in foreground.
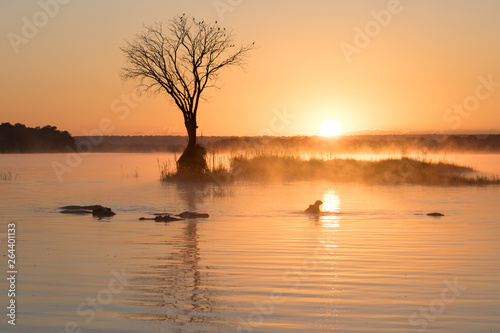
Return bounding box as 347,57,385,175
0,153,499,333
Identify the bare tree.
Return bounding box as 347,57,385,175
121,15,254,177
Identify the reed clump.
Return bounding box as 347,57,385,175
121,165,139,179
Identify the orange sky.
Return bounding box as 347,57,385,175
1,0,499,136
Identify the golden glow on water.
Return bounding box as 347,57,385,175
322,189,342,214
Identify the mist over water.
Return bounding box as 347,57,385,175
0,153,499,332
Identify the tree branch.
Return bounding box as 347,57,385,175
121,14,254,126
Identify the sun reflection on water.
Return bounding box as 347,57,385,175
322,190,341,213
320,189,341,228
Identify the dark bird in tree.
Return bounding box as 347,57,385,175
121,15,254,179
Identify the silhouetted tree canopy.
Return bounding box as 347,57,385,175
121,14,254,177
0,122,76,153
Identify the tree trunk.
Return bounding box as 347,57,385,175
186,119,197,149
176,117,207,178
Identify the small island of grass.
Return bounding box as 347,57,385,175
232,155,499,185
160,153,500,186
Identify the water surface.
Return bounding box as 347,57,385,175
0,153,499,332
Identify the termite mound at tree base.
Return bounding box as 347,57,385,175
175,144,209,180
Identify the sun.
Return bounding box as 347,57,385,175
319,119,343,136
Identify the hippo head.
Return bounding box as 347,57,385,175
314,200,323,207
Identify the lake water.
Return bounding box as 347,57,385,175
0,153,499,333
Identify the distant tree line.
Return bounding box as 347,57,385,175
1,124,499,154
0,123,76,153
76,134,500,154
73,135,221,153
209,135,500,154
